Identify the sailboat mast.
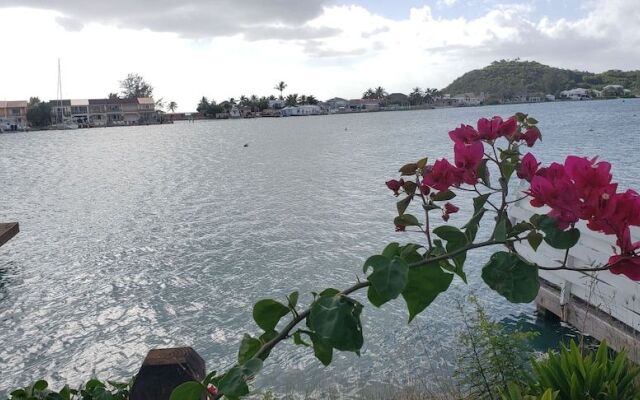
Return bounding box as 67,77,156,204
57,58,63,124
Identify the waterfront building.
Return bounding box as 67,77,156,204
325,97,349,111
347,99,381,112
559,88,591,100
385,93,410,107
0,100,28,128
267,99,286,109
280,105,322,116
602,85,625,97
50,97,156,126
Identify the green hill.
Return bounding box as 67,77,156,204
443,60,640,100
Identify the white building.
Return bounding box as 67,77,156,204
267,99,286,109
559,88,591,100
280,105,322,116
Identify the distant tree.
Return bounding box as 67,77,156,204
167,101,178,113
274,81,287,100
268,95,276,101
108,92,120,100
306,95,318,105
119,73,154,99
197,96,210,114
154,98,165,110
28,97,41,107
362,88,375,99
257,97,270,111
374,86,387,99
409,87,423,105
299,95,307,105
285,93,299,106
239,95,250,107
542,71,563,95
26,100,51,127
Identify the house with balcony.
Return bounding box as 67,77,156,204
0,100,28,129
50,97,156,126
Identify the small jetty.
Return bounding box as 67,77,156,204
0,222,19,248
511,200,640,361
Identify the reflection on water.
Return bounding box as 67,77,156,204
0,99,638,396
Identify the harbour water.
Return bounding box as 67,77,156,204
1,99,639,397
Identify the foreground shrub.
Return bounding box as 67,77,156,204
8,379,130,400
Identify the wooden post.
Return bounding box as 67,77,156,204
0,223,19,248
130,347,206,400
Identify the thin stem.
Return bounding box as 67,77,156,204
416,176,433,250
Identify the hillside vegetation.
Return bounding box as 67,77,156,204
443,60,640,99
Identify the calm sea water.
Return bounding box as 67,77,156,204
1,99,639,397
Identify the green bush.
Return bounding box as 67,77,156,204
528,340,640,400
7,379,130,400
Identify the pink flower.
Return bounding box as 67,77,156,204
564,156,612,197
207,385,219,396
609,228,640,280
454,142,484,185
517,153,540,182
444,202,459,214
395,224,406,232
386,179,402,196
477,116,504,141
588,189,640,235
522,126,541,147
528,163,581,229
422,159,463,191
449,124,480,144
498,117,518,138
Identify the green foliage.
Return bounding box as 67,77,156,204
501,383,558,400
443,60,640,97
119,73,153,99
8,379,130,400
26,101,51,128
529,215,580,250
481,252,540,303
527,340,640,400
455,296,538,400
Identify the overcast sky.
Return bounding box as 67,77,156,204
0,0,638,110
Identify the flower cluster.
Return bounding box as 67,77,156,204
385,113,640,280
526,155,640,279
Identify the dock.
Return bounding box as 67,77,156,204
510,200,640,361
0,222,19,248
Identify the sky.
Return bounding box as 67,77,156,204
0,0,638,111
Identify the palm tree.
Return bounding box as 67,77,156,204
299,94,307,105
306,95,318,105
285,93,299,107
362,88,375,99
108,92,120,100
239,95,249,107
374,86,387,100
274,81,287,100
409,87,423,105
167,101,178,113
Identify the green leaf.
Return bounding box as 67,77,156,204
293,331,310,347
401,263,454,322
399,163,418,176
477,158,491,187
526,117,538,125
515,112,527,122
238,334,261,364
433,225,468,281
463,209,485,242
309,294,364,352
253,299,290,331
481,251,540,303
473,193,491,213
531,215,580,249
416,158,428,170
365,256,409,305
309,332,333,366
403,181,417,196
382,242,400,258
432,190,456,201
287,291,299,310
396,196,412,216
399,243,423,264
527,231,544,250
502,161,516,181
319,288,340,297
494,213,508,242
169,381,205,400
217,367,249,398
33,380,48,391
509,221,534,237
394,214,421,227
367,285,386,307
242,358,263,377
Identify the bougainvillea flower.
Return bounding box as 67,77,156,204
588,189,640,235
422,158,463,191
565,156,612,198
448,124,480,144
395,224,406,232
498,116,518,138
386,179,402,196
454,142,484,185
517,153,540,182
609,228,640,280
522,126,541,147
444,202,460,214
207,385,219,396
477,116,504,141
528,163,581,229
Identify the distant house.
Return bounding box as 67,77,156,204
602,85,625,97
50,97,156,125
385,93,410,107
559,88,591,100
347,99,380,112
268,99,286,109
451,93,484,106
0,100,28,129
281,105,322,116
325,97,349,111
545,94,556,101
229,105,241,118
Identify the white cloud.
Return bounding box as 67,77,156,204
0,1,637,111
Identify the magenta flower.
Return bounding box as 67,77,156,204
477,116,504,141
498,116,518,138
207,385,219,396
422,158,463,191
522,126,541,147
386,179,402,196
454,142,484,185
609,228,640,280
517,153,540,182
528,163,581,229
444,202,460,214
449,124,480,144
